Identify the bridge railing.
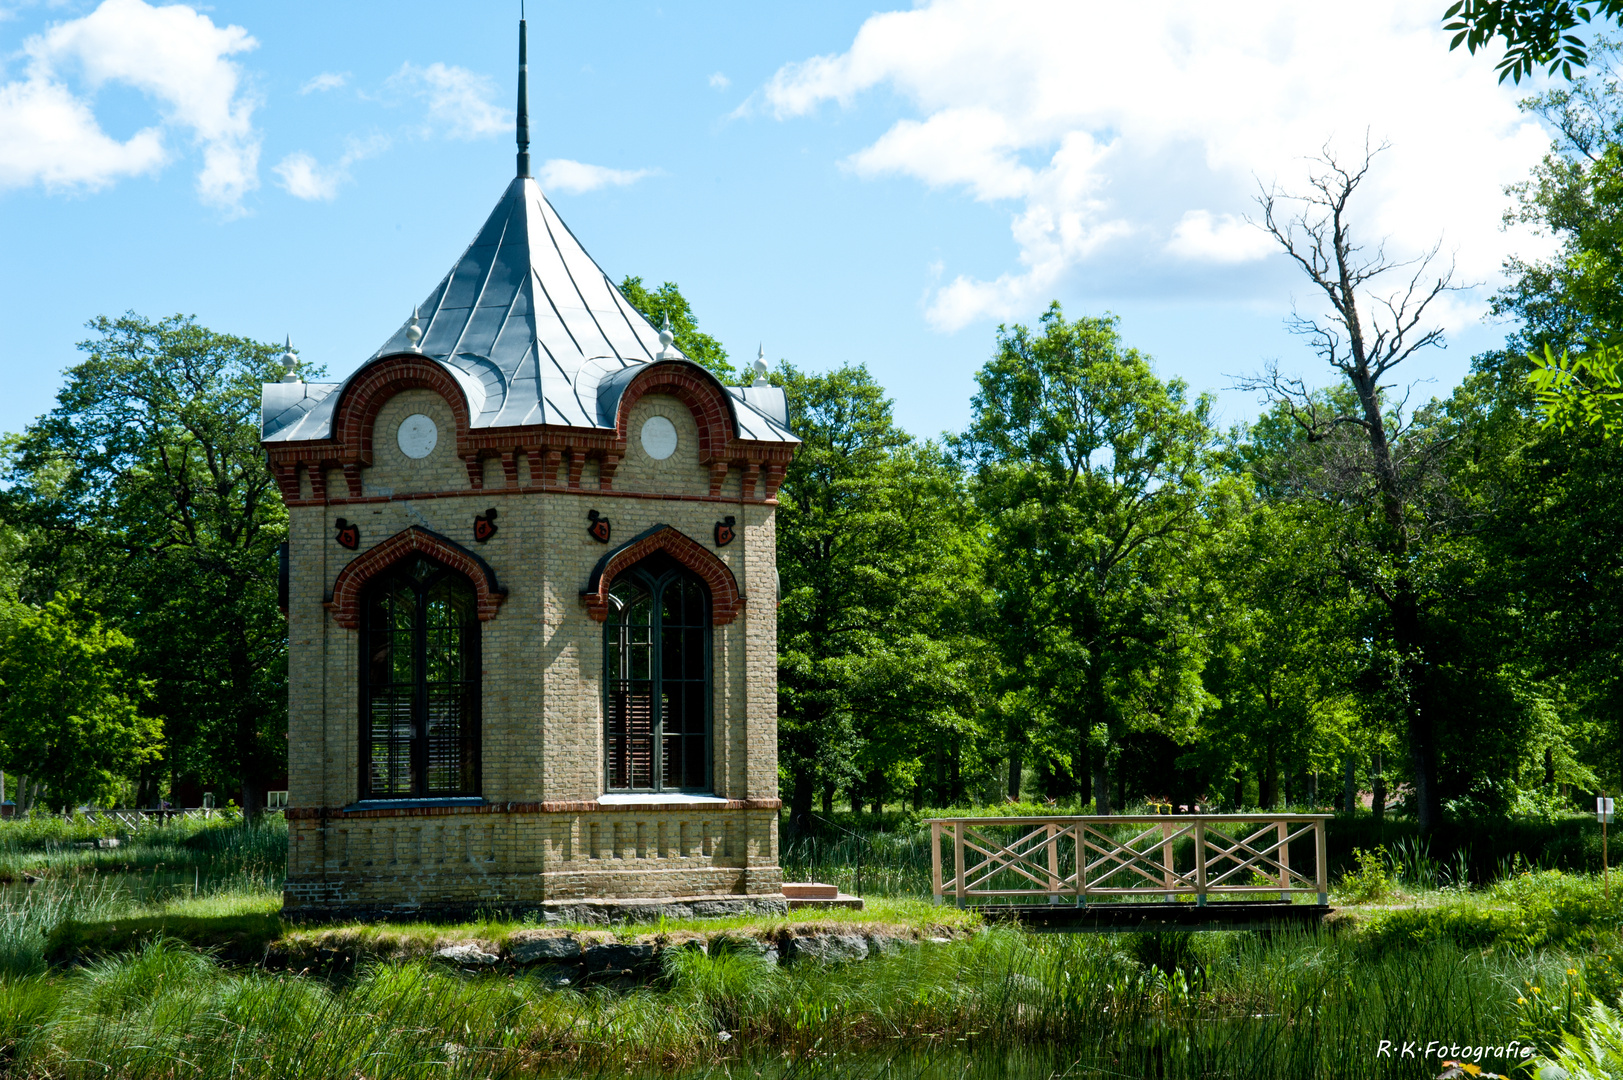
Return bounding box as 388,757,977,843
927,814,1332,907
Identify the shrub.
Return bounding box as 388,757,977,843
1338,846,1395,903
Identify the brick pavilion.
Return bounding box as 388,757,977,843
261,19,798,919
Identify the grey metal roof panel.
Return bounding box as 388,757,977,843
262,382,342,442
728,387,795,441
259,175,797,446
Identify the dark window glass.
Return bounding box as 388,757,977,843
605,555,711,792
360,555,480,798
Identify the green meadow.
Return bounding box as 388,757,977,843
5,811,1623,1078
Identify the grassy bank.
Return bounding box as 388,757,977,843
0,923,1557,1079
6,810,1623,1077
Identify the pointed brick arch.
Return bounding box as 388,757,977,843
326,526,507,630
612,361,735,460
580,524,743,627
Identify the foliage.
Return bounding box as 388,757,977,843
0,592,161,809
776,362,990,828
1339,846,1397,903
1444,0,1623,82
617,275,738,380
0,313,295,809
1530,342,1623,438
957,304,1225,810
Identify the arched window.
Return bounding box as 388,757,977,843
361,555,480,798
605,553,711,793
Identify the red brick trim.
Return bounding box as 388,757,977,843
334,353,472,467
579,524,743,626
614,361,734,461
285,797,781,820
325,525,507,630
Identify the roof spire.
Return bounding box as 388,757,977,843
656,314,678,360
407,307,423,351
516,12,531,178
752,344,770,387
280,337,299,383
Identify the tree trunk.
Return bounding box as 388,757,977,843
1234,773,1244,810
227,620,264,822
1372,751,1386,824
1116,769,1126,814
789,767,815,837
1259,745,1278,810
1077,727,1091,810
821,785,834,817
1094,758,1112,816
1545,747,1556,787
1342,756,1357,815
1008,746,1023,802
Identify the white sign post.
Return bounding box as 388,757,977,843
1600,797,1615,902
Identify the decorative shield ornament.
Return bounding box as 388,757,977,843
334,518,360,550
714,515,737,547
474,507,499,543
587,509,611,544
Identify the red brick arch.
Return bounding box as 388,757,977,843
326,526,507,630
613,361,735,461
333,353,472,466
580,524,742,627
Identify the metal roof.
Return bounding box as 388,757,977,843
261,175,795,446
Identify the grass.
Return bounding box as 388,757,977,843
0,812,287,885
8,808,1623,1077
0,923,1555,1079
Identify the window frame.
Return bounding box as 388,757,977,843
602,556,713,795
357,555,482,801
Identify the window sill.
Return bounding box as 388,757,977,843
342,797,486,812
597,793,729,806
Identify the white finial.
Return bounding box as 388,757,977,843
752,343,770,387
407,306,423,352
280,337,299,383
656,313,677,360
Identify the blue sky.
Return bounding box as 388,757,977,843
0,0,1561,443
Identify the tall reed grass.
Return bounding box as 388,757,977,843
0,925,1551,1079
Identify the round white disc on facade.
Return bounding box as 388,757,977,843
641,415,678,460
397,414,439,459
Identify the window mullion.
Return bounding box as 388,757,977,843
414,585,428,797
651,581,664,793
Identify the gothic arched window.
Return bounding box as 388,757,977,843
604,553,711,793
361,555,480,798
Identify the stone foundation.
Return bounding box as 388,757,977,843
283,802,782,919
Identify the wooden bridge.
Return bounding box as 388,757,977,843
927,814,1333,931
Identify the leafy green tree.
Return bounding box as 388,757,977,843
1197,501,1362,809
775,363,990,831
1,314,297,813
0,591,162,809
617,277,739,381
959,304,1224,813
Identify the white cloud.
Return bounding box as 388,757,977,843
760,0,1554,332
300,71,347,94
388,62,508,139
273,134,388,201
709,71,730,90
538,158,654,195
0,0,259,207
1166,210,1275,264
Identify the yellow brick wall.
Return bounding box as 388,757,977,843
282,384,784,911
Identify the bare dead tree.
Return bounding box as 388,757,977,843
1238,140,1466,834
